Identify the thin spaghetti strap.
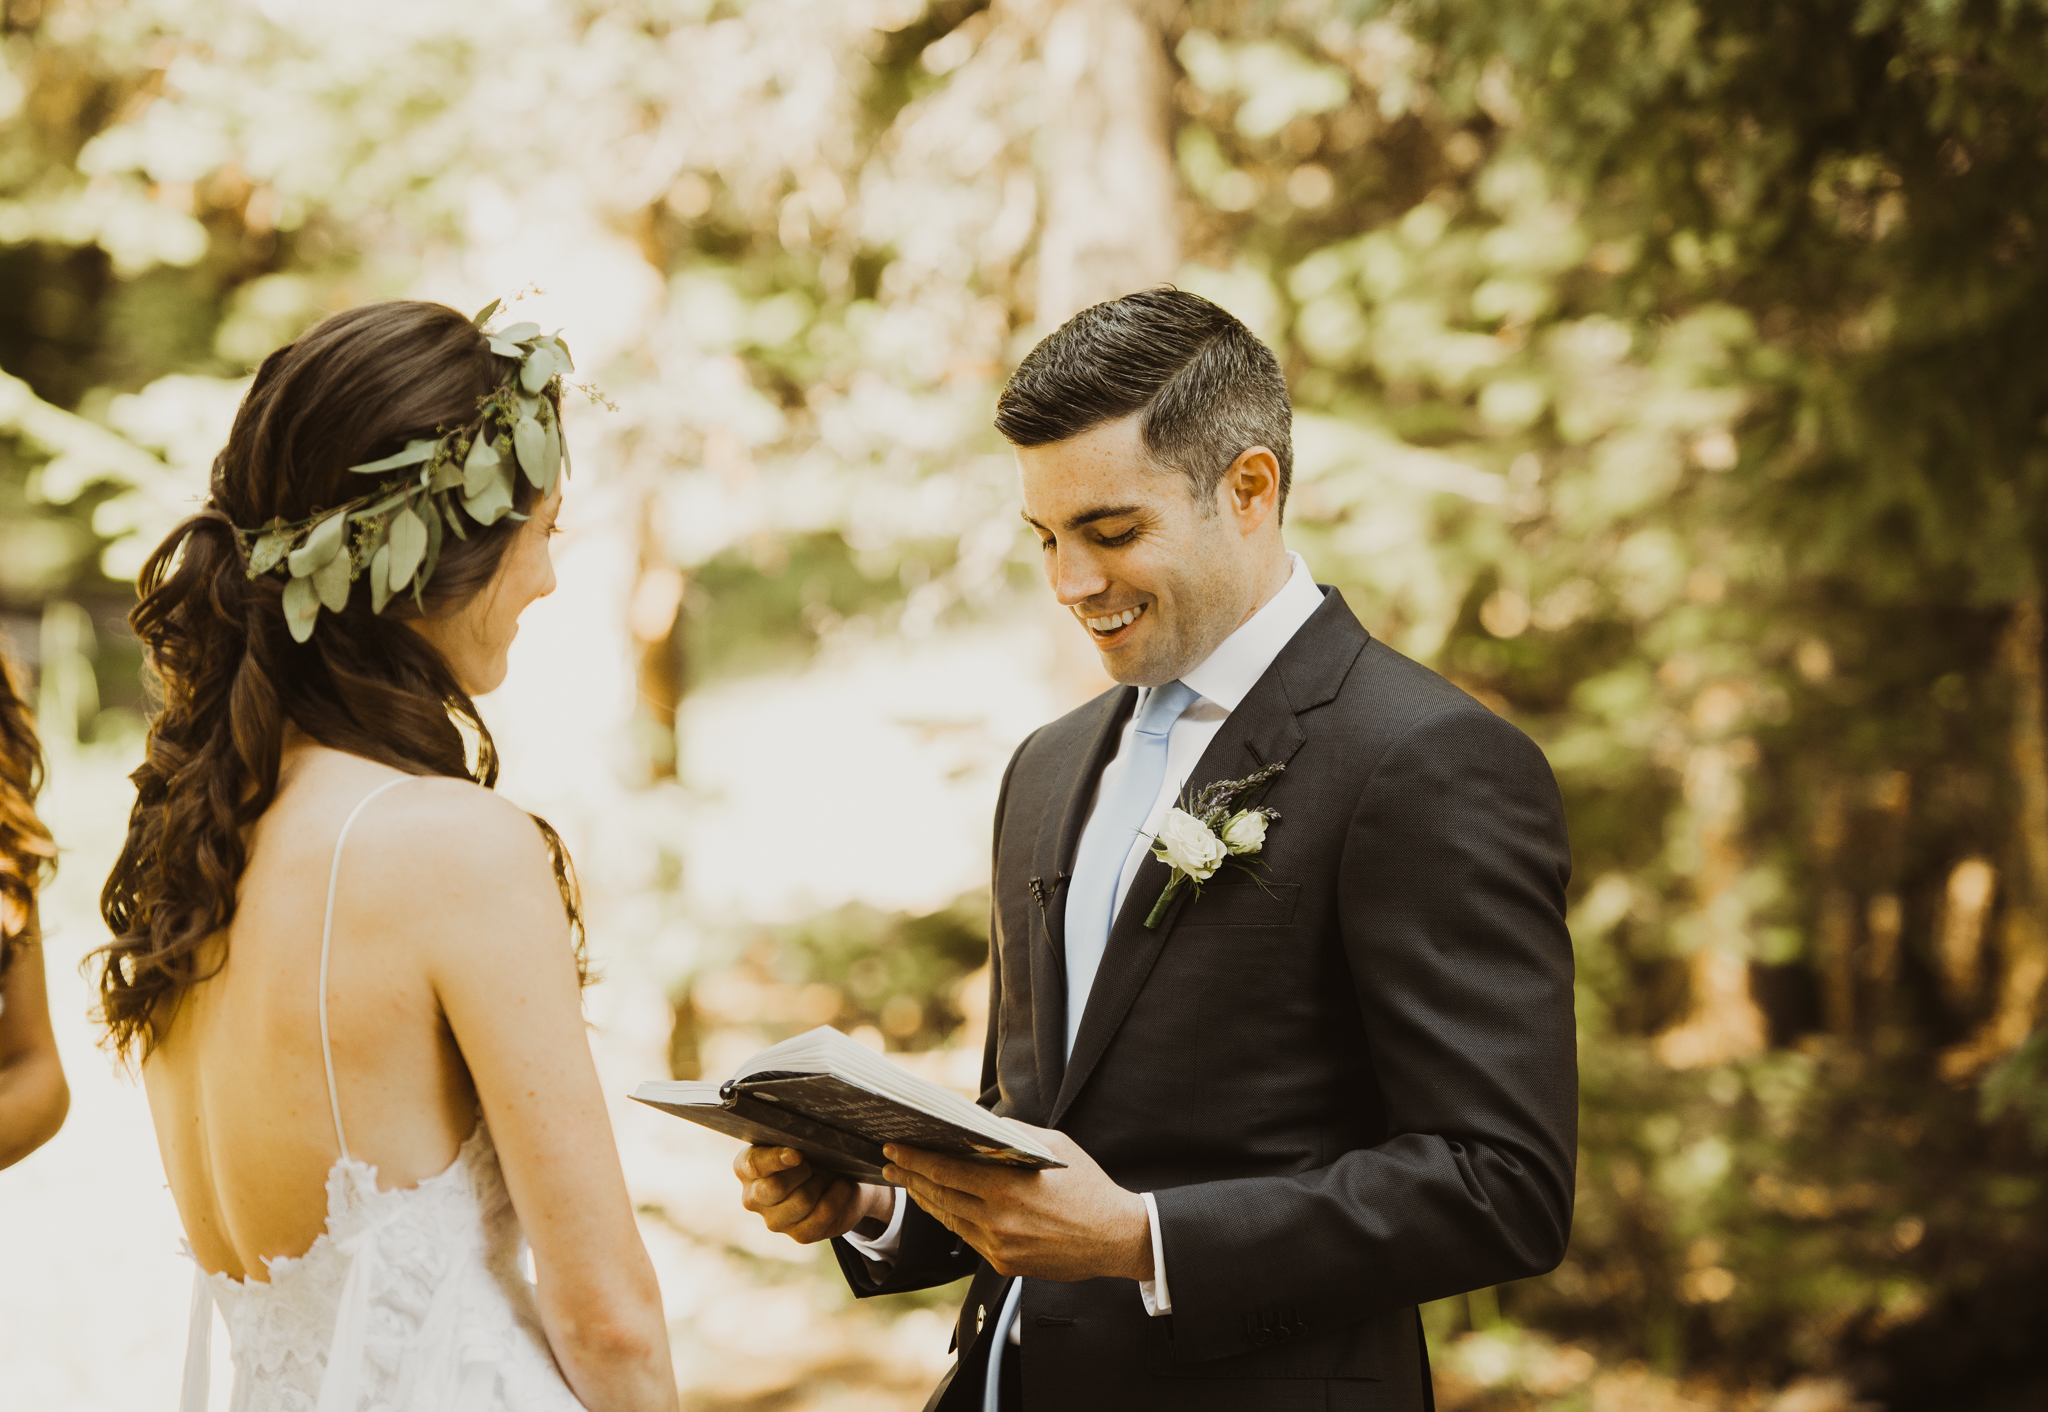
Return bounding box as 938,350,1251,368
318,777,413,1162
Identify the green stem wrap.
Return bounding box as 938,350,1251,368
1144,872,1190,929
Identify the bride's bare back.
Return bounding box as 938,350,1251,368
143,733,679,1409
145,743,483,1282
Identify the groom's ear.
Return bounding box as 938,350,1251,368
1221,446,1283,534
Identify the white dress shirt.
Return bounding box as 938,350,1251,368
846,552,1327,1334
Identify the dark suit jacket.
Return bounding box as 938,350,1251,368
833,588,1576,1412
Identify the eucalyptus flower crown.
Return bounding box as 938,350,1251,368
239,298,575,643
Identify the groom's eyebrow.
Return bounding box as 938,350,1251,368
1021,504,1145,533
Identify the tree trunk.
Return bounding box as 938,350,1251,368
1936,857,1996,1005
1816,885,1858,1040
1654,738,1768,1068
1945,596,2048,1077
1030,0,1180,326
1989,597,2048,1052
1811,780,1857,1040
628,498,686,780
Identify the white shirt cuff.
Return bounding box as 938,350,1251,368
839,1185,905,1269
1136,1191,1171,1316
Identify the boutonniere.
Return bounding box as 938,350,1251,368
1143,762,1285,928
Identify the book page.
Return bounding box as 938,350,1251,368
732,1026,1053,1161
741,1076,1056,1166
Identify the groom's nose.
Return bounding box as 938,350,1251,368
1048,543,1110,607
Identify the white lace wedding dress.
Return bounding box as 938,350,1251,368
179,779,587,1411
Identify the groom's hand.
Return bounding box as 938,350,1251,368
882,1124,1152,1283
734,1146,893,1244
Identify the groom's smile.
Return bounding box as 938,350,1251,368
1016,412,1285,688
1081,601,1147,640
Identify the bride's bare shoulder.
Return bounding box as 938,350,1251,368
353,776,550,890
344,776,571,985
276,747,553,914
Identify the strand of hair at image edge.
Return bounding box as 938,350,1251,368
236,298,605,643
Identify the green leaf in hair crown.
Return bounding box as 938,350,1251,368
233,303,595,643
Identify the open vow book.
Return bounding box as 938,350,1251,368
632,1025,1066,1184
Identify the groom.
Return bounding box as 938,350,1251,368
735,289,1576,1411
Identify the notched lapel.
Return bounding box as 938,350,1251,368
1047,591,1370,1125
1023,686,1132,1117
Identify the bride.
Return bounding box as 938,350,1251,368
95,300,678,1411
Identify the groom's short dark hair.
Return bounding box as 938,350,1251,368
994,288,1293,516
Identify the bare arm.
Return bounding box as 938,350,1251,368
0,902,70,1170
400,788,676,1412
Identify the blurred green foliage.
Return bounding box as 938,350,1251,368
670,892,989,1079
686,530,968,684
769,891,990,1050
1981,1028,2048,1151
4,0,2048,1406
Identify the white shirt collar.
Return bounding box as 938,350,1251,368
1166,551,1324,713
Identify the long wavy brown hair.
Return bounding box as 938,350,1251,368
1,650,56,980
96,300,585,1061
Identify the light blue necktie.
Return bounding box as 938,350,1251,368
983,679,1197,1412
1059,678,1198,1060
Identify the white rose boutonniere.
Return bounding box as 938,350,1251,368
1155,808,1229,881
1142,762,1285,927
1220,809,1268,854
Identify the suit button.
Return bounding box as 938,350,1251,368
976,1305,987,1335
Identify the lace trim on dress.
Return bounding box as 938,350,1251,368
184,1118,576,1411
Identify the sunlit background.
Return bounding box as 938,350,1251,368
4,1,2048,1409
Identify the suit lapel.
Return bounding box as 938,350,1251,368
1047,588,1369,1127
1024,686,1133,1119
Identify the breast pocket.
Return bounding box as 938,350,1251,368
1178,881,1299,928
